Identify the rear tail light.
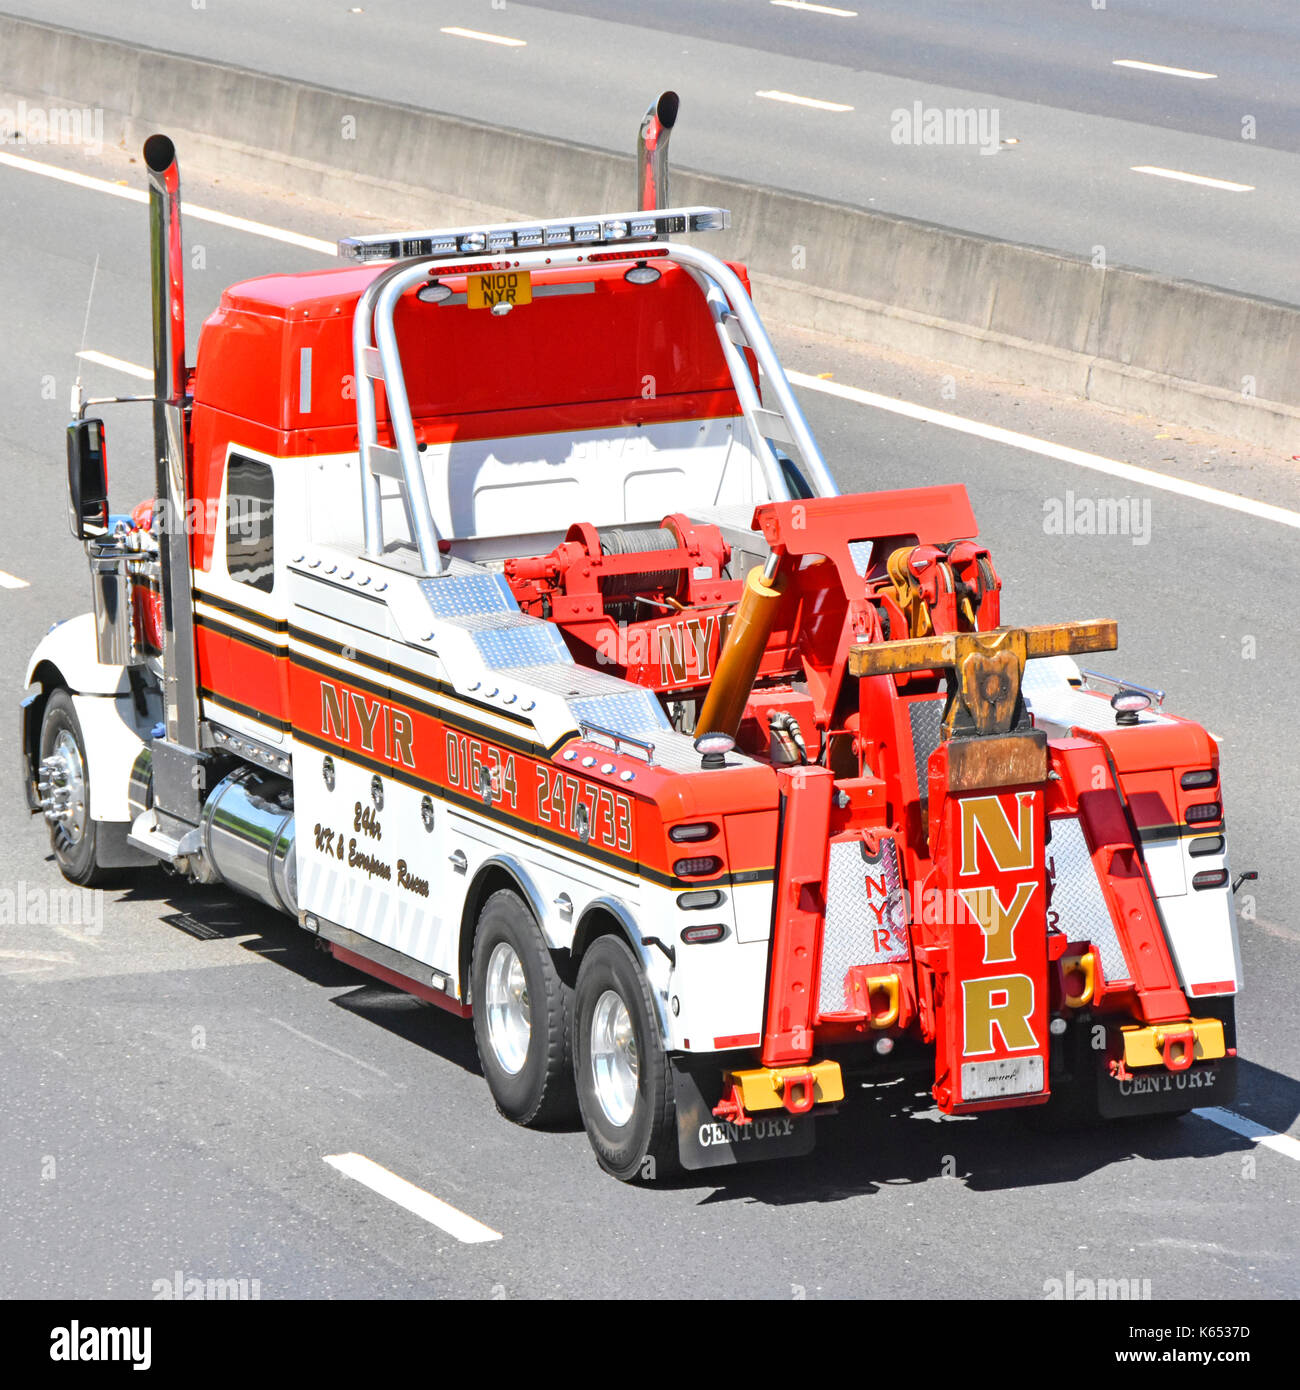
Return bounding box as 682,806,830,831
588,247,669,263
1192,869,1229,890
1188,835,1225,857
670,822,717,843
1185,802,1222,824
1181,768,1217,790
674,856,722,878
415,260,502,277
679,924,727,944
677,888,723,910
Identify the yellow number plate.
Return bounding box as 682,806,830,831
467,270,532,310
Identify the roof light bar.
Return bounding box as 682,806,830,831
338,206,730,263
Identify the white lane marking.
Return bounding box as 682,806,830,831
1132,165,1254,192
1113,59,1217,80
76,349,153,382
771,1,859,15
269,1017,389,1078
170,202,337,255
1195,1107,1300,1162
756,90,854,112
786,371,1300,530
0,569,30,589
324,1153,502,1243
440,26,526,47
0,150,338,254
14,145,1289,533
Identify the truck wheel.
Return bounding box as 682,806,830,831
37,690,111,887
574,934,678,1182
471,888,576,1127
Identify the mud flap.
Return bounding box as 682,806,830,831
19,691,42,811
1097,1056,1236,1118
672,1060,816,1170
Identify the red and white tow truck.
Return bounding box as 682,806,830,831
21,95,1244,1178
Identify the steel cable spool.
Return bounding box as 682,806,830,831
598,525,683,598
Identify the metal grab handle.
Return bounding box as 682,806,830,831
577,720,656,765
1081,669,1166,709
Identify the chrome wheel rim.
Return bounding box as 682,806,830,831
39,730,88,848
590,989,639,1128
484,942,531,1075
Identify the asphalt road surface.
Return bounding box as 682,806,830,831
0,142,1297,1301
4,0,1300,301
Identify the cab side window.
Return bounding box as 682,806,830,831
226,455,274,593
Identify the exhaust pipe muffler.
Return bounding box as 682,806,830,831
637,91,679,211
143,133,201,758
143,133,209,836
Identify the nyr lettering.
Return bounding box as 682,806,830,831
959,791,1036,875
950,790,1047,1071
657,615,719,687
319,680,415,767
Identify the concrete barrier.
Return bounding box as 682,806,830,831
3,13,1297,451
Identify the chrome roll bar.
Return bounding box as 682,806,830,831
350,239,838,572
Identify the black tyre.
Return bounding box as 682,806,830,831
470,888,576,1126
573,933,678,1182
37,690,111,887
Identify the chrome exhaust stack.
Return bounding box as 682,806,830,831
637,91,679,211
143,134,207,834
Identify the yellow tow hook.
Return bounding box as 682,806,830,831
845,967,901,1027
1063,951,1096,1008
867,973,900,1028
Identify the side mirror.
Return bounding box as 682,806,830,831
67,418,109,540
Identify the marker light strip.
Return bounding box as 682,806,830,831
339,207,730,263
